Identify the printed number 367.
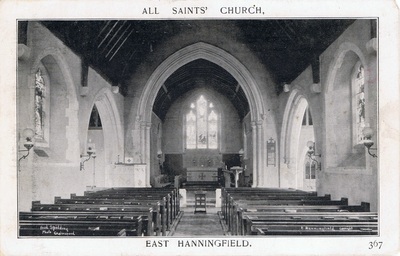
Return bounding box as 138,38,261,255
369,241,383,249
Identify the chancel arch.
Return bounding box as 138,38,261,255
134,42,270,187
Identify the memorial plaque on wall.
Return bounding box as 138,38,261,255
267,138,276,166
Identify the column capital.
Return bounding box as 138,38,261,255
140,121,151,128
310,83,322,94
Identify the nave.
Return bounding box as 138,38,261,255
15,19,380,242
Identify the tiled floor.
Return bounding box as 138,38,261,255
171,207,225,237
171,189,226,237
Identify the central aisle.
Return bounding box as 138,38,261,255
170,189,226,236
171,207,225,236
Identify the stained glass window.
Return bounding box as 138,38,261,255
197,96,208,148
186,95,218,149
208,110,218,149
355,65,366,144
35,69,45,139
186,110,196,149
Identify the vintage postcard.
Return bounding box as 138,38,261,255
0,0,399,255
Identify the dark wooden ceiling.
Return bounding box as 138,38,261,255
38,19,356,119
156,59,249,120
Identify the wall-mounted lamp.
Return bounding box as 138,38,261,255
307,141,321,170
362,127,377,158
157,150,163,159
18,128,35,162
157,150,163,165
80,141,96,171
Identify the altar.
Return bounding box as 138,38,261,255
186,167,218,182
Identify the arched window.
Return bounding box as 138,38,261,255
302,107,313,126
352,63,366,145
89,105,102,129
305,160,316,180
186,95,218,149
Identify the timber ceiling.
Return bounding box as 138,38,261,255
37,20,356,119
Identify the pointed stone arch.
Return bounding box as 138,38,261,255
280,87,315,188
325,42,367,94
136,42,268,187
86,88,124,164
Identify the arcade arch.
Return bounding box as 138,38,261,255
280,88,316,190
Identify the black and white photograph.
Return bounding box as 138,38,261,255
1,0,399,255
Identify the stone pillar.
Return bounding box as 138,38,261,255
251,121,258,187
140,122,146,163
256,120,264,187
144,122,152,187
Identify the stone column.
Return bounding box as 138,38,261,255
144,122,152,187
256,120,264,187
251,121,258,187
140,122,146,163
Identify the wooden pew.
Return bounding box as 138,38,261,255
230,203,371,235
221,188,320,222
241,212,378,235
82,187,177,222
20,187,180,237
222,193,331,232
73,187,180,235
55,196,171,232
19,212,143,236
224,195,334,225
82,187,179,221
220,188,375,236
84,187,178,210
254,222,378,235
70,193,175,227
31,201,163,236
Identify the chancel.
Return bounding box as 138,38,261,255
17,19,378,237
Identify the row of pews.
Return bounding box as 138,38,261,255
221,188,378,236
19,187,180,237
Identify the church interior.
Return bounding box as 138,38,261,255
17,19,378,237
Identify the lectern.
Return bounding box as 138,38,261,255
230,166,244,188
